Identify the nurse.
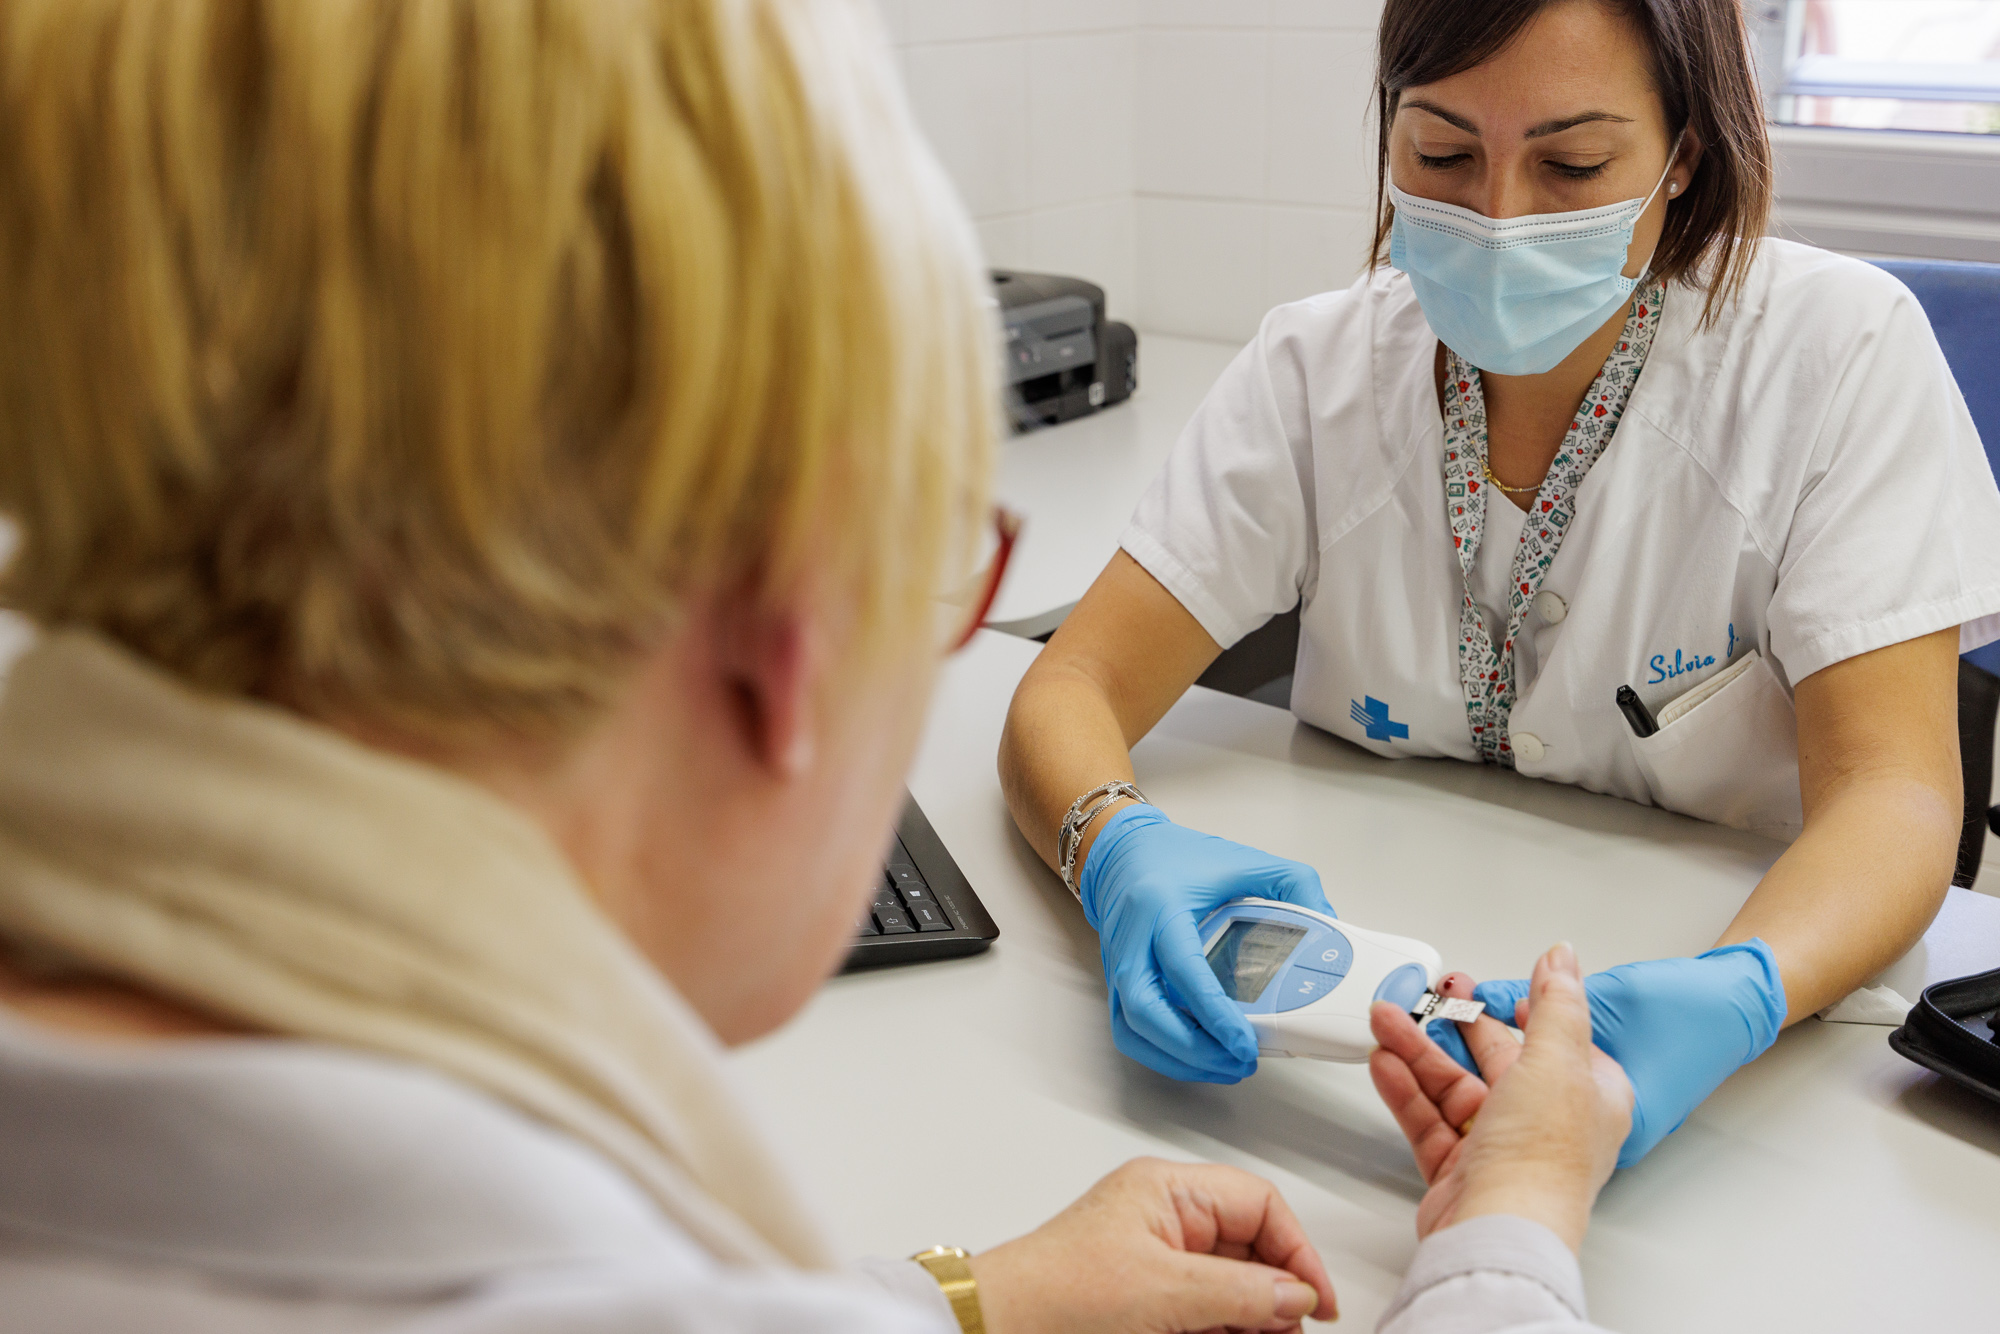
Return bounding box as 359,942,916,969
1000,0,2000,1166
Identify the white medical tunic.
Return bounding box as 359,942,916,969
1123,240,2000,839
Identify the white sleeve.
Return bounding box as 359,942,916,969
849,1257,957,1322
395,1267,958,1334
0,1253,956,1334
1376,1216,1615,1334
1766,271,2000,683
1122,323,1318,650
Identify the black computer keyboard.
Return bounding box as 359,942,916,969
863,837,955,936
845,796,999,970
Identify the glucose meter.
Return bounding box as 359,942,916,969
1198,898,1483,1062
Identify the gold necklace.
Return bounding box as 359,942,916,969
1481,460,1542,494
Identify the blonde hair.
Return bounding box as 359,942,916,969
0,0,996,743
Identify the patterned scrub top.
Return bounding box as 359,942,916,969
1442,282,1667,767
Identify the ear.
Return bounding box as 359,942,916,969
1668,128,1704,198
713,596,822,781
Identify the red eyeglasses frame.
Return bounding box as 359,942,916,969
947,507,1022,654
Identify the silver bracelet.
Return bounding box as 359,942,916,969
1058,781,1147,899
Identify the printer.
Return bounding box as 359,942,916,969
992,269,1138,432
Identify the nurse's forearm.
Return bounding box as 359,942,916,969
999,553,1222,876
1000,663,1146,875
1715,629,1963,1023
1714,774,1957,1022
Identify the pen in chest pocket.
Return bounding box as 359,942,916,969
1616,684,1659,738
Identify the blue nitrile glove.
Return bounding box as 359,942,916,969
1428,939,1786,1167
1077,803,1334,1084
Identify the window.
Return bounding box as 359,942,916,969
1758,1,2000,135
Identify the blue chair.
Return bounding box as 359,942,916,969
1872,259,2000,881
1871,259,2000,678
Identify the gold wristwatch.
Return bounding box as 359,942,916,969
909,1245,985,1334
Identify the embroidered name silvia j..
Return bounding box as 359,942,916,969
1647,648,1714,683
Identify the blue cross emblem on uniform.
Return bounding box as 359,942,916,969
1350,696,1409,742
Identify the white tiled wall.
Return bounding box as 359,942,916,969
881,1,1140,321
1135,3,1382,341
884,0,1386,342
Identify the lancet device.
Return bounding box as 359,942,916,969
1198,898,1484,1062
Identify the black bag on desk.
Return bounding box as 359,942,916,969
1889,967,2000,1105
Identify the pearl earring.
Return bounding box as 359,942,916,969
1668,182,1679,195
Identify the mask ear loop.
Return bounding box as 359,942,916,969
1636,130,1686,214
1629,129,1687,284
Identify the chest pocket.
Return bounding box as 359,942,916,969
1626,650,1804,840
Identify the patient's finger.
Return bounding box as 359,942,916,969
1460,1015,1524,1087
1440,972,1527,1086
1372,999,1466,1094
1371,1001,1488,1132
1367,1041,1460,1182
1378,997,1485,1103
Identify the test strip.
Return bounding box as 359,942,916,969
1409,992,1485,1024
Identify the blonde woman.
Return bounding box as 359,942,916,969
0,1,1636,1331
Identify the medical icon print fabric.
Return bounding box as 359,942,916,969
1443,282,1665,767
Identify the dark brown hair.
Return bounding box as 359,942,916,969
1371,0,1772,325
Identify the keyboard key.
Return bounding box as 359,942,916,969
909,900,951,932
887,865,928,895
856,914,880,937
875,905,916,935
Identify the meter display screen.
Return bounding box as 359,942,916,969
1205,919,1306,1004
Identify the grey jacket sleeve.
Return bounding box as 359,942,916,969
1377,1216,1618,1334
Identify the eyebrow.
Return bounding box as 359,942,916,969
1404,99,1478,134
1403,99,1636,139
1526,110,1636,137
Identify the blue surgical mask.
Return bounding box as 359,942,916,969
1388,146,1678,376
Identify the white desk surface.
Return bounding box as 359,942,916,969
987,334,1239,638
734,630,2000,1332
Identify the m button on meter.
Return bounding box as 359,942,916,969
1278,968,1345,1012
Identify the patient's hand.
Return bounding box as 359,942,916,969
1368,943,1633,1254
968,1157,1336,1333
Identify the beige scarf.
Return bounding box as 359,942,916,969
0,630,834,1271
